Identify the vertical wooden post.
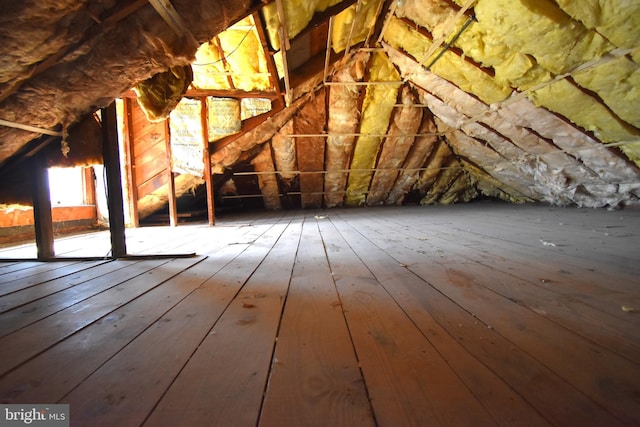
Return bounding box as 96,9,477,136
101,102,127,258
200,97,215,226
164,119,178,227
31,154,55,259
82,167,96,205
122,98,140,227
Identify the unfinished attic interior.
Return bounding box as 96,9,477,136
1,0,639,426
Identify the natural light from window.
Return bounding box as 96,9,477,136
48,167,85,206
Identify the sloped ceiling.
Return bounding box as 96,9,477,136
1,0,639,210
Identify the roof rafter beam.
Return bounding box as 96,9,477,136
148,0,199,50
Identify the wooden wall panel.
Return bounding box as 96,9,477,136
123,99,172,223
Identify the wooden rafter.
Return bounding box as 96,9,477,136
148,0,198,50
274,0,293,105
253,12,284,97
292,0,357,42
122,98,140,227
122,89,280,99
212,36,237,90
205,11,288,156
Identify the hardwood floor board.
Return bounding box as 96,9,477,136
0,205,637,426
0,224,278,405
367,207,640,325
345,210,640,426
361,211,640,361
145,217,303,427
61,220,292,427
259,216,375,427
0,257,199,376
410,261,640,425
52,232,112,258
449,235,640,290
436,205,640,278
0,244,38,259
0,261,95,290
328,212,555,427
125,226,215,256
0,209,288,259
434,233,640,326
462,206,640,272
0,261,43,275
0,260,133,327
332,209,628,427
318,216,502,427
449,259,639,364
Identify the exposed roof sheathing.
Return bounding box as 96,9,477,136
0,0,639,211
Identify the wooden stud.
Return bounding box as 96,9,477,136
122,98,140,227
101,102,127,258
323,16,334,83
30,155,55,259
252,12,283,96
201,98,216,226
164,120,178,227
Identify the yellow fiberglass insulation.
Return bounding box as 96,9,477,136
395,0,458,41
452,20,553,91
384,17,511,104
192,41,230,89
262,0,343,51
475,0,611,75
192,17,270,91
572,56,640,129
528,79,640,166
217,22,270,91
134,65,193,123
553,0,640,52
396,0,547,91
331,0,383,53
345,52,400,206
491,53,552,91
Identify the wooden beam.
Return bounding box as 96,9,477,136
82,167,97,206
291,0,357,42
273,0,294,105
344,0,364,56
122,98,140,227
201,98,215,226
31,155,55,259
164,120,178,227
122,89,280,99
101,103,127,258
210,102,285,153
148,0,198,50
253,11,284,96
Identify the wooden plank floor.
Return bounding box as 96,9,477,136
0,203,639,426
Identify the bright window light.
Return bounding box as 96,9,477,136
48,167,85,206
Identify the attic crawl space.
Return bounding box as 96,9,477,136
0,0,639,231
